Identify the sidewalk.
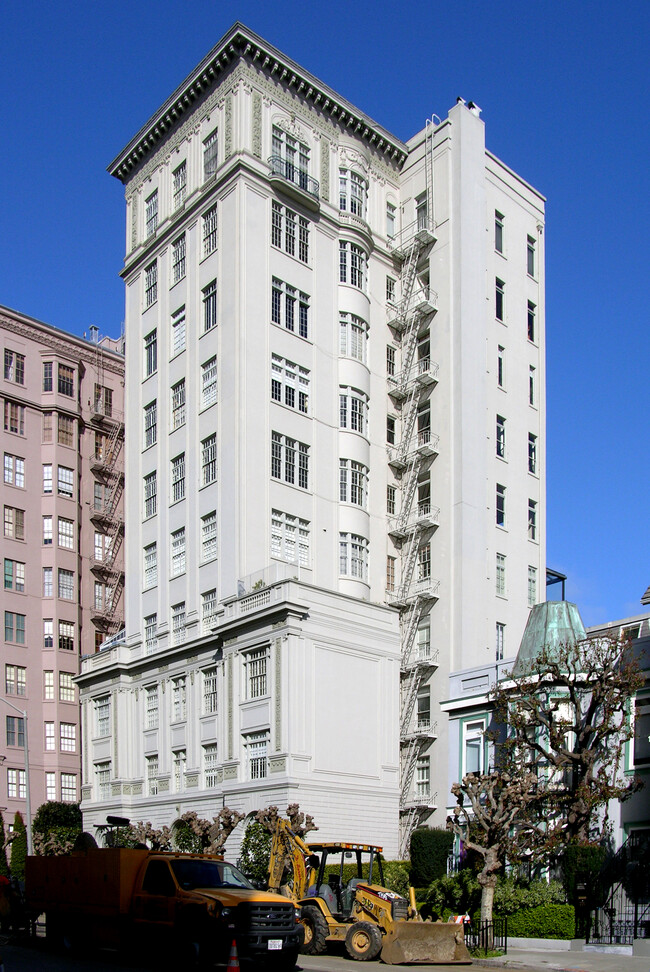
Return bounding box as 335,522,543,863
475,945,650,972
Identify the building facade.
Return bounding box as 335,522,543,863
1,306,124,822
78,24,545,857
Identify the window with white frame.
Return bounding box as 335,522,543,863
144,542,157,587
57,413,74,447
46,772,56,801
144,471,157,518
527,301,536,342
201,511,217,561
247,647,268,699
43,463,53,494
4,454,25,487
417,617,431,661
4,505,25,540
145,614,157,654
387,484,397,515
387,416,396,445
271,433,309,489
171,306,186,355
171,380,186,430
172,603,185,646
173,749,186,791
527,235,536,277
528,566,537,607
172,675,187,720
95,696,110,736
4,558,25,592
386,275,396,304
529,365,536,406
247,731,268,780
144,401,157,448
201,590,217,633
203,130,218,179
4,350,25,385
386,345,396,377
59,620,74,651
339,533,368,580
43,621,53,649
271,201,309,263
5,664,26,696
145,684,159,727
463,720,486,775
271,510,309,566
416,191,428,230
204,743,219,787
172,161,187,210
339,313,367,363
271,126,310,186
339,387,368,435
57,364,74,397
202,667,218,714
496,415,506,458
528,433,537,474
386,201,396,239
416,755,430,797
96,762,111,801
43,361,53,392
528,499,537,541
495,211,504,253
339,169,367,219
44,670,54,699
633,697,650,767
146,755,159,796
4,401,25,435
94,530,108,563
202,204,218,256
201,357,217,408
7,769,26,799
171,235,186,285
496,552,506,596
271,355,309,413
495,278,505,322
339,459,368,507
60,722,76,752
171,528,186,576
58,568,74,600
271,278,309,338
144,329,157,377
496,622,505,661
496,484,506,527
6,716,25,747
145,190,158,237
202,434,217,485
339,241,366,289
57,465,74,498
43,567,53,597
61,773,77,802
417,686,431,730
386,555,396,593
145,262,158,308
171,454,185,502
418,543,431,581
4,611,25,643
202,280,217,332
57,516,74,549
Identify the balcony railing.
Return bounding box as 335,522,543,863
388,429,440,468
388,216,437,259
388,501,440,539
400,791,437,811
268,156,320,201
387,576,440,607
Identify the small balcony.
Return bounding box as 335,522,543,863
402,645,440,673
267,156,320,211
387,430,440,469
386,576,440,608
400,791,438,812
388,502,440,540
402,719,439,743
388,217,437,261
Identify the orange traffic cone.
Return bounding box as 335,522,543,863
227,939,240,971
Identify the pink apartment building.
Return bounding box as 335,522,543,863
1,305,124,823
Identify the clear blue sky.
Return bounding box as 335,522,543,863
2,0,648,626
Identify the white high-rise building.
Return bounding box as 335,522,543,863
78,24,545,858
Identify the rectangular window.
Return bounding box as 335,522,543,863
528,433,537,474
203,204,218,255
202,280,217,332
42,411,52,442
202,667,218,714
527,301,536,342
339,388,367,435
527,235,536,277
204,744,219,788
4,454,25,487
497,345,505,388
95,696,110,736
144,542,157,587
417,687,431,730
418,543,431,581
386,555,396,592
4,400,25,435
58,568,74,600
144,401,157,448
145,190,158,237
201,357,217,408
145,685,159,728
4,559,25,592
5,611,26,643
271,433,309,489
43,361,53,392
57,465,74,498
339,459,368,507
44,721,55,751
496,484,506,527
270,509,310,566
386,201,396,239
59,672,75,702
6,716,25,748
171,306,186,355
387,485,396,515
416,755,430,798
339,242,366,289
172,602,185,646
496,622,505,661
46,772,56,800
271,355,309,413
386,345,396,377
173,750,186,792
93,384,113,418
59,621,74,652
146,755,159,796
145,262,158,308
144,471,157,518
464,721,485,775
496,552,506,597
61,773,77,802
201,590,218,634
528,499,537,541
5,664,26,696
43,567,53,597
529,365,536,406
247,731,268,780
58,517,74,549
202,434,217,486
496,415,506,458
144,329,157,375
201,512,217,561
57,414,74,447
96,762,111,801
172,160,187,209
44,670,54,699
43,463,53,494
528,566,537,607
271,278,309,338
4,505,25,540
171,379,186,429
7,769,26,799
203,129,218,179
60,723,76,752
495,211,504,253
339,533,368,580
386,276,396,303
171,527,186,576
387,415,396,445
171,453,185,502
247,647,268,699
171,236,186,284
495,278,505,322
172,675,187,720
57,364,74,397
145,615,157,654
271,202,309,263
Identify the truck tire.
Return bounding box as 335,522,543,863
300,905,328,955
345,921,383,961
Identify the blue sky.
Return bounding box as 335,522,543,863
1,0,648,626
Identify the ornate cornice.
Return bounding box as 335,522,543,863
108,22,408,183
0,310,124,376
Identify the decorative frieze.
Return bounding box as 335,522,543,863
225,93,233,159
269,757,286,774
223,764,238,780
252,90,262,158
186,774,199,788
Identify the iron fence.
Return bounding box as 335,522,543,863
465,917,508,954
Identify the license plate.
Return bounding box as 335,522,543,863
268,940,282,951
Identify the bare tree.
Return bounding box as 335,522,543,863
256,804,318,839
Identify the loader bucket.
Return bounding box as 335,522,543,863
381,920,472,965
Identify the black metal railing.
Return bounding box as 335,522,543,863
465,917,508,954
267,156,319,199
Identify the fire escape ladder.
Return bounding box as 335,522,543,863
400,599,424,670
400,666,427,736
400,736,420,802
397,458,420,533
400,531,421,597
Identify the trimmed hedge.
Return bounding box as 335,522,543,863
506,904,575,940
410,828,453,887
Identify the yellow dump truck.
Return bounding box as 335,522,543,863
26,846,304,967
268,818,471,964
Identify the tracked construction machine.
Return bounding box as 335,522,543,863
267,817,471,964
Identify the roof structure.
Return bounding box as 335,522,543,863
512,601,586,677
641,585,650,606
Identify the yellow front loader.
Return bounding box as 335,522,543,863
267,818,471,964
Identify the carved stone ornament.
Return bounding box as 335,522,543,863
186,774,199,788
272,113,308,145
269,757,287,773
275,637,282,750
252,90,262,158
0,314,124,375
132,783,143,795
159,778,170,792
225,93,233,158
339,146,370,174
131,195,138,249
320,136,330,202
223,765,238,780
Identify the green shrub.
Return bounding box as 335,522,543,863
410,828,453,887
33,801,82,833
239,821,272,883
507,904,575,940
494,878,566,916
10,813,27,881
424,869,480,919
381,861,411,898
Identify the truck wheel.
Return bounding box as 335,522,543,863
345,921,382,961
300,905,328,955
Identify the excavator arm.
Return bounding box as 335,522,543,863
267,819,315,900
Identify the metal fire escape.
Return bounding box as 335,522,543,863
89,347,125,640
386,204,441,858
